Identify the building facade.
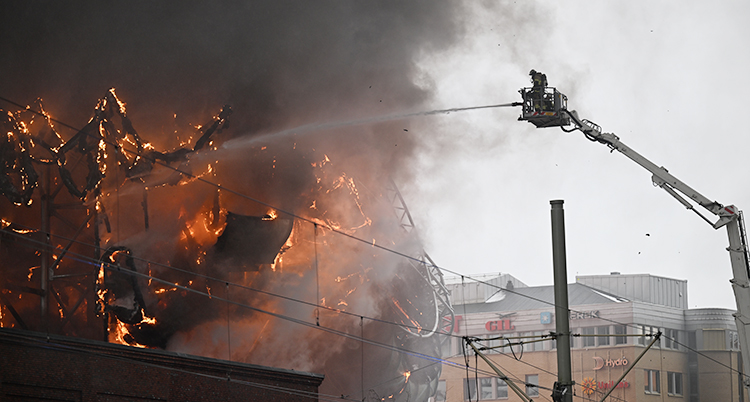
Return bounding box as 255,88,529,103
435,273,748,402
1,328,323,402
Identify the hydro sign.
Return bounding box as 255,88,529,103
593,356,629,370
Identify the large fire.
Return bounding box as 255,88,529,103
1,91,450,401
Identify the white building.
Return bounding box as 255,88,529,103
436,273,747,402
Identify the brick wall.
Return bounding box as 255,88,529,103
0,328,323,402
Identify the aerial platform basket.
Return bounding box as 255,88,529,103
518,86,570,128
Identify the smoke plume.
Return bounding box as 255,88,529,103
1,1,469,401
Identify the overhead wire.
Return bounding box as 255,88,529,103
452,276,750,385
7,216,564,399
1,93,579,350
0,94,660,337
2,94,747,394
0,227,467,372
11,221,734,400
4,215,666,370
0,123,732,402
2,224,562,401
2,221,452,339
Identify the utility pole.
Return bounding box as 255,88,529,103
40,165,51,332
551,200,573,402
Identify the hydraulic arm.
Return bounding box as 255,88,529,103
519,75,750,387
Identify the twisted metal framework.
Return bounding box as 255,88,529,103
383,178,455,401
0,91,230,339
2,92,447,402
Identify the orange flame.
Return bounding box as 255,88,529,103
262,209,278,220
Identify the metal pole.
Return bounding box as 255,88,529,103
40,165,51,332
551,200,573,402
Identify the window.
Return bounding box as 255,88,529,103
597,326,610,346
533,331,544,351
667,372,682,396
464,378,477,401
650,326,662,348
495,379,508,399
484,336,499,354
638,325,661,347
510,333,524,355
614,325,627,345
636,325,645,345
464,378,508,400
645,369,660,394
582,327,596,347
523,331,544,351
662,328,677,349
730,330,741,351
526,374,539,397
520,332,534,352
664,328,680,350
434,380,446,402
480,378,494,400
500,335,511,353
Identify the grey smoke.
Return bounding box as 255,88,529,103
1,1,470,400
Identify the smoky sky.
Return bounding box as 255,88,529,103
1,2,472,400
1,1,466,137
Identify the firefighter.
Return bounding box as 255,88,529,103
530,69,547,88
529,69,553,112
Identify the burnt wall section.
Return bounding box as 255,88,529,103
0,328,323,402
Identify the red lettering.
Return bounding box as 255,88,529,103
485,319,514,332
454,316,463,333
599,381,629,390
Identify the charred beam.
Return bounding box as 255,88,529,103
60,287,88,329
0,292,29,330
141,188,149,230
49,212,94,273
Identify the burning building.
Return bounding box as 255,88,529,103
1,85,453,402
0,3,471,400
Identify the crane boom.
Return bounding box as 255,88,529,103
564,110,737,228
518,75,750,387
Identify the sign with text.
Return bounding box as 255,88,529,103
593,356,629,370
485,319,515,332
570,310,599,320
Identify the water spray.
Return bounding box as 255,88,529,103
224,101,522,149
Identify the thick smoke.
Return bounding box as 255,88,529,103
1,1,463,140
1,1,468,401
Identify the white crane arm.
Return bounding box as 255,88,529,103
564,110,736,229
560,108,750,387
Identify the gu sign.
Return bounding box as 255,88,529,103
485,319,515,332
